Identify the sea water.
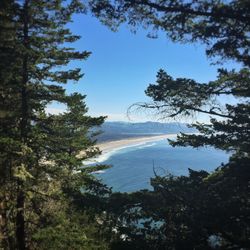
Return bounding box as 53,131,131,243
92,139,230,193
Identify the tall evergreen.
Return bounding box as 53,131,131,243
0,1,108,249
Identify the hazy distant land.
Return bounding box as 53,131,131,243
96,121,196,142
83,121,198,165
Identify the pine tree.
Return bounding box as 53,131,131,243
0,1,108,249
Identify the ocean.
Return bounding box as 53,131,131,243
92,138,230,193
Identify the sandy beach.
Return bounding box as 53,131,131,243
96,134,177,154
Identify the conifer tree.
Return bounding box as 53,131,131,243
0,1,109,249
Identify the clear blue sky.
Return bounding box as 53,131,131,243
48,13,239,122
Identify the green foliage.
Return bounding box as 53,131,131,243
107,160,250,249
0,1,110,249
1,0,249,249
143,68,250,156
31,200,110,250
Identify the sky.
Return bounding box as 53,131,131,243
47,13,239,123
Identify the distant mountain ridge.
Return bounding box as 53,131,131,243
96,121,197,142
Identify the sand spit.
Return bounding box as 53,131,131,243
96,134,177,154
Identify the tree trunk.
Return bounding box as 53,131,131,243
16,1,29,249
16,187,25,250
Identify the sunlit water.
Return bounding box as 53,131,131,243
91,139,230,193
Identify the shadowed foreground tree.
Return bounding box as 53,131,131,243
0,1,111,249
88,0,250,249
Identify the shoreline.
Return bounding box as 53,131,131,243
96,134,177,155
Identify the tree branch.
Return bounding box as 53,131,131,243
132,102,233,119
130,0,250,23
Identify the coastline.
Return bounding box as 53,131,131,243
84,133,199,164
96,134,177,155
82,134,183,165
